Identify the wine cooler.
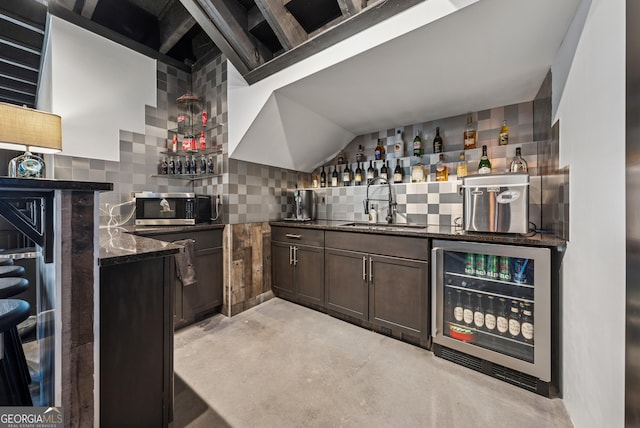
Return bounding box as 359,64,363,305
431,240,552,395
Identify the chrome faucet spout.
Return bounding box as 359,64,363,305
364,176,395,224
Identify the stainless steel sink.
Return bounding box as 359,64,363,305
339,222,429,233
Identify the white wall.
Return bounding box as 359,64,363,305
47,16,156,161
552,0,626,426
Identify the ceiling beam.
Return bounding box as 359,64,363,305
254,0,307,51
336,0,363,17
158,1,197,54
79,0,99,19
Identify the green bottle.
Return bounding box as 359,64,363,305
478,145,492,174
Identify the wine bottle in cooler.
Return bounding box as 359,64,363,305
521,303,534,344
496,298,509,336
453,290,464,325
473,294,484,330
484,296,497,333
508,300,521,339
463,292,474,327
445,290,453,333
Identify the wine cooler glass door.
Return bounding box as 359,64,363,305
432,240,551,381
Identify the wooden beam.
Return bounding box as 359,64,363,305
254,0,307,51
79,0,99,19
158,1,197,54
336,0,363,17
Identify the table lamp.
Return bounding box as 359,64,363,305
0,102,62,178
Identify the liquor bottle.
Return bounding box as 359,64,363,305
509,147,528,173
199,130,206,151
168,157,175,175
354,163,363,186
342,163,352,186
499,120,509,145
191,155,197,174
463,292,474,327
394,130,404,158
176,157,184,174
508,300,521,339
435,154,448,182
456,152,468,178
356,145,365,163
473,294,484,330
200,155,207,175
320,166,327,188
521,303,534,344
478,145,492,174
161,157,168,175
412,132,423,157
464,114,477,150
366,160,375,182
453,290,464,324
433,127,443,153
331,165,339,187
207,156,214,174
190,133,197,151
375,139,385,160
380,161,389,180
184,156,191,174
393,160,403,183
484,296,497,333
411,157,426,183
201,111,208,127
182,134,191,152
496,298,509,336
171,134,178,153
445,290,453,330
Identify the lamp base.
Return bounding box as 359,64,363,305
8,151,46,178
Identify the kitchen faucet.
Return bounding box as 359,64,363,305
363,176,397,223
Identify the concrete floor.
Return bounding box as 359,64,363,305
173,298,573,428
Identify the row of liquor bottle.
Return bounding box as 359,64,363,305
445,289,535,344
158,154,216,175
315,147,528,187
167,131,211,153
368,115,511,161
462,253,531,284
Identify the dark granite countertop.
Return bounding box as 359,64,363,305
126,223,225,236
98,228,182,267
0,176,112,192
269,220,566,248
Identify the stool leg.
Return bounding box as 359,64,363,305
1,328,32,405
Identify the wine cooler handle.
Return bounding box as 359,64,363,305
285,233,302,239
362,256,367,281
431,247,443,338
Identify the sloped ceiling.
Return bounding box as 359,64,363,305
230,0,582,172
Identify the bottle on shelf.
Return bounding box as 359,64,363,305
412,131,423,157
184,157,191,174
456,152,468,178
463,292,474,327
342,163,352,186
176,157,183,174
207,156,214,174
380,161,389,180
496,298,509,336
171,134,178,153
201,111,208,127
354,163,363,186
411,157,426,183
366,160,375,182
521,303,534,344
435,154,448,182
331,165,339,187
433,127,443,153
508,300,521,339
394,130,404,158
160,157,168,175
320,166,327,188
375,139,386,160
199,130,206,151
182,134,191,152
478,145,492,174
168,157,176,175
393,160,403,183
473,294,485,330
191,155,197,174
499,120,509,145
509,147,528,173
356,145,365,163
445,290,453,333
453,290,464,325
464,114,477,150
484,296,497,333
200,154,207,175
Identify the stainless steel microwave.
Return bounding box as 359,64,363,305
134,192,211,226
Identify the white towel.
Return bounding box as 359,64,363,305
173,239,197,286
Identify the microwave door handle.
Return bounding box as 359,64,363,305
431,247,443,338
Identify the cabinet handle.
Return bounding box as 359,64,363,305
289,246,293,265
293,246,298,266
369,257,373,283
362,256,367,281
285,233,302,239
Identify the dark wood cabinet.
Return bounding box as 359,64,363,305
325,231,429,340
136,228,223,329
271,226,325,308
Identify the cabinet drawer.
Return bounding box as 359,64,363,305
271,226,324,247
141,229,222,250
325,231,428,260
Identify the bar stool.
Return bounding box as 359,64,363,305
0,277,29,298
0,265,25,278
0,299,32,405
0,259,13,267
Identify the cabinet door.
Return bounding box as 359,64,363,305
325,248,368,320
183,247,218,320
295,245,324,306
272,242,295,300
369,254,428,338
